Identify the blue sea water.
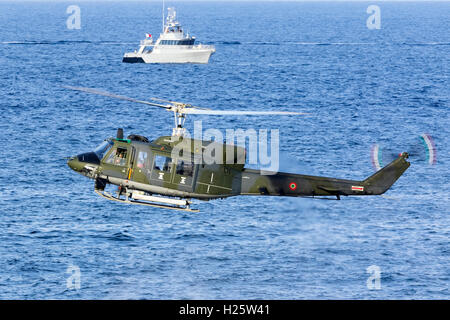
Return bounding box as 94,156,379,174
0,1,449,299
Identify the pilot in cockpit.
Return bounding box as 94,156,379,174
114,149,127,166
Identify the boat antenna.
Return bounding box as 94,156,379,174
162,0,165,33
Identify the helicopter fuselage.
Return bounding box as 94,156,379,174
67,134,411,210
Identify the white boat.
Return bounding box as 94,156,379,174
123,7,215,64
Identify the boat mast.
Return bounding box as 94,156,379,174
162,0,165,33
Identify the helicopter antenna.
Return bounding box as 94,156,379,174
63,85,309,137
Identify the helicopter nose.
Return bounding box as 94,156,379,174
67,152,101,173
67,156,83,172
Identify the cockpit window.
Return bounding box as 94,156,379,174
104,147,128,166
94,139,113,160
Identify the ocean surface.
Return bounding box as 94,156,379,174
0,1,449,299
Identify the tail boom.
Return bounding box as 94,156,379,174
240,153,410,198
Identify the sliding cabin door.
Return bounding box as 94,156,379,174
173,159,197,192
150,153,175,187
148,153,197,192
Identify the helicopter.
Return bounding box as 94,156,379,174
65,86,410,212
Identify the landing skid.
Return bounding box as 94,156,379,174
94,189,199,212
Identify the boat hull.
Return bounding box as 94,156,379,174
123,47,215,64
122,56,146,63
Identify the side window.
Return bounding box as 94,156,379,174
153,155,173,172
105,147,128,166
176,161,194,177
137,151,148,168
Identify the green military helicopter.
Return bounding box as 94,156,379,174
65,86,410,212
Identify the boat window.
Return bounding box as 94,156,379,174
160,39,194,46
94,139,113,160
105,147,128,166
176,160,194,177
153,155,173,172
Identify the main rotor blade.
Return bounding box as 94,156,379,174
183,109,308,115
63,86,308,116
63,85,170,109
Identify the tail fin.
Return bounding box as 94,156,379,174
362,152,410,195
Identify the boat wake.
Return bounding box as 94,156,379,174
210,41,450,46
1,40,134,45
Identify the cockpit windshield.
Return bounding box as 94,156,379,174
94,139,113,160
